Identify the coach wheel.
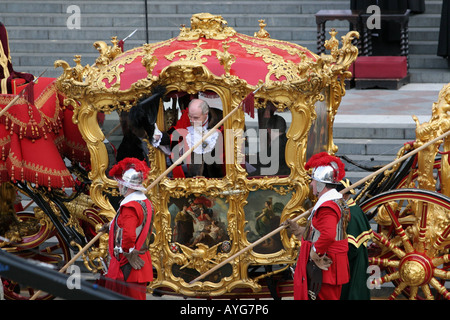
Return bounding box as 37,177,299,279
360,188,450,300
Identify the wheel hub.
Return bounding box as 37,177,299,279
399,253,433,287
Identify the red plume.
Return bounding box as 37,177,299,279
109,157,150,180
305,152,345,181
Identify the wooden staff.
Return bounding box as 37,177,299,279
0,68,48,118
105,122,121,139
0,94,23,118
29,231,105,300
22,200,35,211
189,128,450,284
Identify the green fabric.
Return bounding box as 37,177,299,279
340,200,372,300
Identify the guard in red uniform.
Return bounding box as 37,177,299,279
286,152,350,300
105,157,153,300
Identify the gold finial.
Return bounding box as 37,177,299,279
324,28,339,58
254,19,270,39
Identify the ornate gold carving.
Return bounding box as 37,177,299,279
54,12,359,296
217,43,235,75
93,36,123,67
72,226,109,273
177,242,223,274
414,83,450,194
178,13,237,40
366,81,450,298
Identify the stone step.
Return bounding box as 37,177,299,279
333,123,416,140
4,26,145,41
409,40,438,54
409,54,449,69
0,0,347,16
409,13,441,27
333,122,418,183
409,27,440,41
421,1,444,14
8,39,144,54
410,68,450,83
337,154,395,172
0,13,146,28
333,138,411,156
0,1,146,14
147,1,348,15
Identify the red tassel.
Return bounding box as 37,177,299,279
240,92,255,118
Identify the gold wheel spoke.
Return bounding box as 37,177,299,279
372,231,405,259
429,224,450,258
433,267,450,280
429,278,450,300
408,286,418,300
380,271,400,286
384,203,414,253
389,281,407,300
415,201,428,253
369,257,399,268
360,189,450,300
422,284,435,300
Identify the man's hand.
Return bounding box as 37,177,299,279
98,222,110,233
310,248,332,271
123,250,146,270
152,123,162,143
283,219,305,240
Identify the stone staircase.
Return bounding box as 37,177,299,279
408,1,450,83
0,0,448,82
333,122,417,184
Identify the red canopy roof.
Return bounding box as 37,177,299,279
98,15,318,92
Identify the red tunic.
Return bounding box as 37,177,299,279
294,200,349,300
106,198,153,299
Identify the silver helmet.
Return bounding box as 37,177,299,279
311,161,340,185
116,167,147,192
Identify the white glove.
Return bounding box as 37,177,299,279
151,123,162,147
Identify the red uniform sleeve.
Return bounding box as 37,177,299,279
313,203,340,255
117,204,143,252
